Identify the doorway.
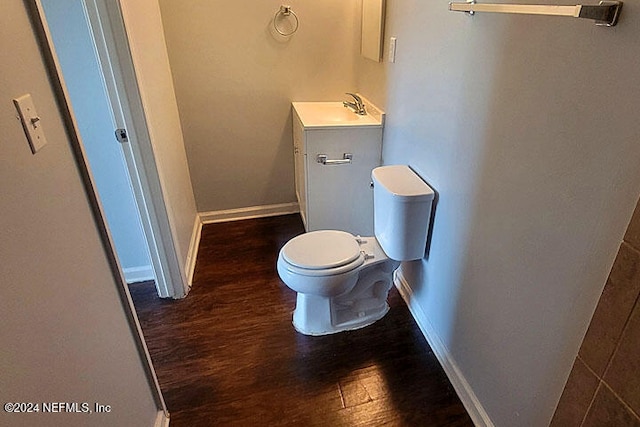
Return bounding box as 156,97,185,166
40,0,155,285
37,0,189,299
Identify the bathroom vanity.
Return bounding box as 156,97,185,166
292,100,384,236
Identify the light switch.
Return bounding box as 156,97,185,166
14,94,48,154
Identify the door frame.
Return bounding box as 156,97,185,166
27,0,180,419
81,0,187,299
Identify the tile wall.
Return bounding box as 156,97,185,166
552,198,640,426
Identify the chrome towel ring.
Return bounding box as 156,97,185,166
274,5,299,36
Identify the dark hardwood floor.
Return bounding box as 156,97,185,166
130,214,473,426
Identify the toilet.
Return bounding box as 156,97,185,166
277,165,435,335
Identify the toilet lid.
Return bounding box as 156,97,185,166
281,230,361,270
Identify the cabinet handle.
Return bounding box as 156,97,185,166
316,153,353,165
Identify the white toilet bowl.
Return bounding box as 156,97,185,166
277,230,399,335
278,165,435,336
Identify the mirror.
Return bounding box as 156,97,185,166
361,0,386,62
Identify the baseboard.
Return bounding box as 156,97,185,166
124,265,155,284
185,214,202,289
154,410,170,427
199,202,299,224
394,268,494,427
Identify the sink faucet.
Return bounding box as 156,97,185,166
343,93,366,115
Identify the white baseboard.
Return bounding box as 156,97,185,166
199,202,299,224
394,268,494,427
154,410,170,427
185,214,202,289
124,265,155,284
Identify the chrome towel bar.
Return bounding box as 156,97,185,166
448,0,622,26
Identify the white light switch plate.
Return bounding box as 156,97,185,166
14,94,48,154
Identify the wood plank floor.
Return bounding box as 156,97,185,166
130,214,473,426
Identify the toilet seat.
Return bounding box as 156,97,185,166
279,230,365,277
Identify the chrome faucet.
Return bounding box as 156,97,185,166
343,93,366,115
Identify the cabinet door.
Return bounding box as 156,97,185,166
305,127,382,236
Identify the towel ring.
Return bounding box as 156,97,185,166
274,5,299,36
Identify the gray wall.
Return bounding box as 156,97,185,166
0,1,159,425
158,0,360,212
41,0,152,273
357,1,640,425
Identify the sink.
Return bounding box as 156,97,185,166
310,104,361,123
292,100,384,129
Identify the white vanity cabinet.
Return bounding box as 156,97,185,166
292,101,384,236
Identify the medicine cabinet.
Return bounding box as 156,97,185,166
361,0,386,62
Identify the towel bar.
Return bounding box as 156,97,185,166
448,1,622,26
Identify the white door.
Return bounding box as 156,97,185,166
41,0,154,284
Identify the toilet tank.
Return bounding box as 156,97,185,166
372,165,435,261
